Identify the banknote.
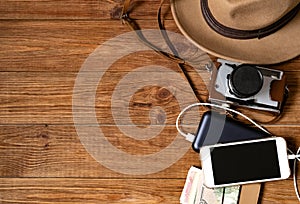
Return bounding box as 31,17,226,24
180,166,240,204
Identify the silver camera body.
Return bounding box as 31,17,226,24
209,59,287,113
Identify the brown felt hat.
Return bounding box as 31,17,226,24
171,0,300,64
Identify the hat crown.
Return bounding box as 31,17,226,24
208,0,300,30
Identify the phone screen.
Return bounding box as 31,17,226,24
210,140,281,185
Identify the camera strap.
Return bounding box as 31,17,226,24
121,0,183,64
121,0,205,103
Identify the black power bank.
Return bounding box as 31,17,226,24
192,111,270,153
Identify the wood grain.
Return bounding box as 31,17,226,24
0,125,201,178
1,0,300,203
0,70,300,125
0,178,299,204
0,178,184,204
0,125,300,178
0,20,182,72
0,20,299,72
0,0,172,20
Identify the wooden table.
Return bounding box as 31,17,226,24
0,1,299,203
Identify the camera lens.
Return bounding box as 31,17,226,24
229,65,263,98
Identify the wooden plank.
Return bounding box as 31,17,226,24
0,125,201,178
0,0,172,20
0,125,300,178
0,20,182,72
0,70,300,125
0,20,299,72
0,19,299,82
0,178,184,204
0,178,299,203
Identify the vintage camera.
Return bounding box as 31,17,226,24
209,59,287,113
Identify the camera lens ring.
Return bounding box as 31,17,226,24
229,65,264,98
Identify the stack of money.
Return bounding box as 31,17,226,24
180,166,240,204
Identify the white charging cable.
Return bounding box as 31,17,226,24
176,102,272,141
176,102,300,202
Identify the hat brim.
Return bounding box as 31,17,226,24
171,0,300,64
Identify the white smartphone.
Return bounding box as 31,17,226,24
200,137,290,188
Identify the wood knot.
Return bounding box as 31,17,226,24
157,88,172,100
37,131,50,149
38,132,49,139
44,142,50,149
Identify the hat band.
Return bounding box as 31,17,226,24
201,0,300,39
